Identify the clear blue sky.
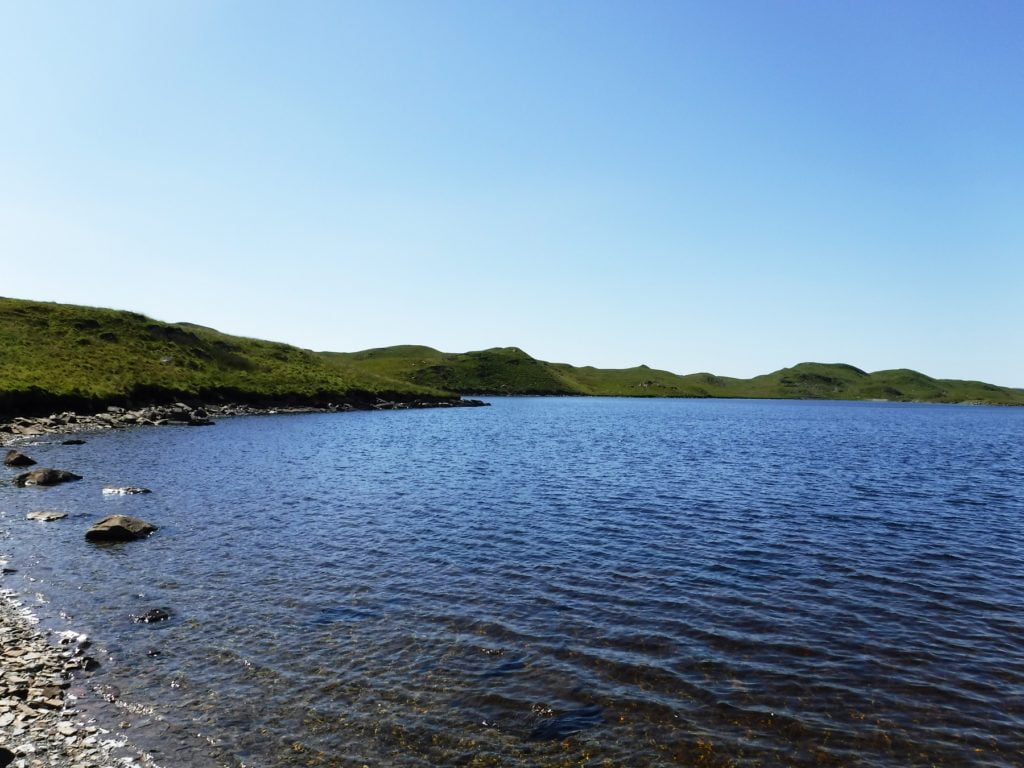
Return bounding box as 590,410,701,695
2,1,1022,385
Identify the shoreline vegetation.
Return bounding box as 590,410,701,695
1,297,1021,419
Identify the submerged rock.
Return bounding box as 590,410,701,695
102,486,152,495
26,510,67,522
529,705,604,741
85,514,157,542
13,468,82,487
3,450,36,467
131,608,171,624
61,438,87,445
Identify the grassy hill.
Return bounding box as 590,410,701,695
327,349,1024,405
2,296,1021,415
0,297,446,416
322,346,581,395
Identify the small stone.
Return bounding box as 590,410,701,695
131,609,170,624
29,685,62,699
56,722,77,737
68,656,100,671
3,451,36,467
25,511,67,522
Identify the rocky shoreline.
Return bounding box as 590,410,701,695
1,396,487,443
0,396,487,766
0,589,160,768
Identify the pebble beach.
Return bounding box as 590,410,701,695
0,407,225,768
0,584,156,768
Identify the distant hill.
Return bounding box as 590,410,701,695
322,346,580,395
327,348,1024,405
2,297,1021,416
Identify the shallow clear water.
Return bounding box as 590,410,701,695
2,397,1023,767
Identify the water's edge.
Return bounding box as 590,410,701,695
2,398,1022,767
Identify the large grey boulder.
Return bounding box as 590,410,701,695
4,450,36,467
85,515,157,542
13,468,82,487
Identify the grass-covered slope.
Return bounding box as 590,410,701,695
3,296,1020,414
323,346,580,395
328,348,1024,405
732,362,1024,403
0,297,444,415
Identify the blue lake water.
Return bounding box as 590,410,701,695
2,397,1023,766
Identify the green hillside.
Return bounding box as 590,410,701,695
328,349,1024,405
2,297,1021,415
323,346,580,395
0,297,445,416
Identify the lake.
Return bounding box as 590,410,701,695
1,397,1023,766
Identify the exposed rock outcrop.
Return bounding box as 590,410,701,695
12,468,82,487
3,450,35,467
84,515,157,542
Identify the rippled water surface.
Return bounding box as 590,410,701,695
2,397,1023,767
